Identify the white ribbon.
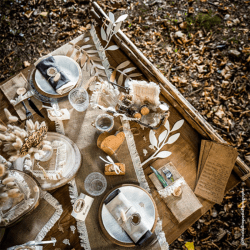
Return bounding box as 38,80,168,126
99,156,122,175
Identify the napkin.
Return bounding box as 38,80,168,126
36,56,74,95
104,189,152,245
0,73,43,120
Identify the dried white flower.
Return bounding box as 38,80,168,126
70,225,76,234
143,149,148,156
62,239,70,245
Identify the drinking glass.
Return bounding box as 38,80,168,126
69,88,89,112
84,172,107,196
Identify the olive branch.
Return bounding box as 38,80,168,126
141,119,184,166
100,12,128,51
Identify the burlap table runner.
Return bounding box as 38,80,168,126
0,191,63,249
49,25,169,249
54,91,165,249
0,73,43,120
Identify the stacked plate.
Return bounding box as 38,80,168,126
99,185,157,247
30,55,82,102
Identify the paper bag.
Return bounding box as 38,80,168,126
149,162,202,223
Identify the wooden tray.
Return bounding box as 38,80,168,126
90,3,250,244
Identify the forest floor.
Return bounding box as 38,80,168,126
0,0,249,249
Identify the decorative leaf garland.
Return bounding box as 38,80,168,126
109,60,142,86
100,12,128,51
99,12,144,85
67,37,106,78
141,119,184,166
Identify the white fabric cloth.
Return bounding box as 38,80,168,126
56,81,76,95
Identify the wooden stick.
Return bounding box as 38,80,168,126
92,2,250,186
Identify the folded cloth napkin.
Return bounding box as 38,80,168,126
104,189,152,245
36,56,74,95
0,73,43,120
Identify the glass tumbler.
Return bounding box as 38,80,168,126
84,172,107,196
69,88,89,112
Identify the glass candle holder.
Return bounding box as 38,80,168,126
38,148,53,162
69,88,89,112
93,114,114,133
84,172,107,196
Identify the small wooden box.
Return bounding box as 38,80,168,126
104,163,125,175
149,162,202,223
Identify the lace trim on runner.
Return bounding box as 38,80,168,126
155,218,169,250
158,177,185,198
63,26,111,250
121,118,150,193
121,118,169,250
68,179,91,250
35,191,63,241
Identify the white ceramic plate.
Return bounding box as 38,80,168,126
100,185,156,244
34,55,81,97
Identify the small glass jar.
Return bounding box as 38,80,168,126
93,114,114,133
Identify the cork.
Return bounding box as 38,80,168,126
133,112,142,119
140,106,150,116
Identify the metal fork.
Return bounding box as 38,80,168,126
162,168,174,182
25,239,57,246
21,101,33,120
7,239,57,249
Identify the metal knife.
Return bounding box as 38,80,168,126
27,98,45,118
150,166,168,188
